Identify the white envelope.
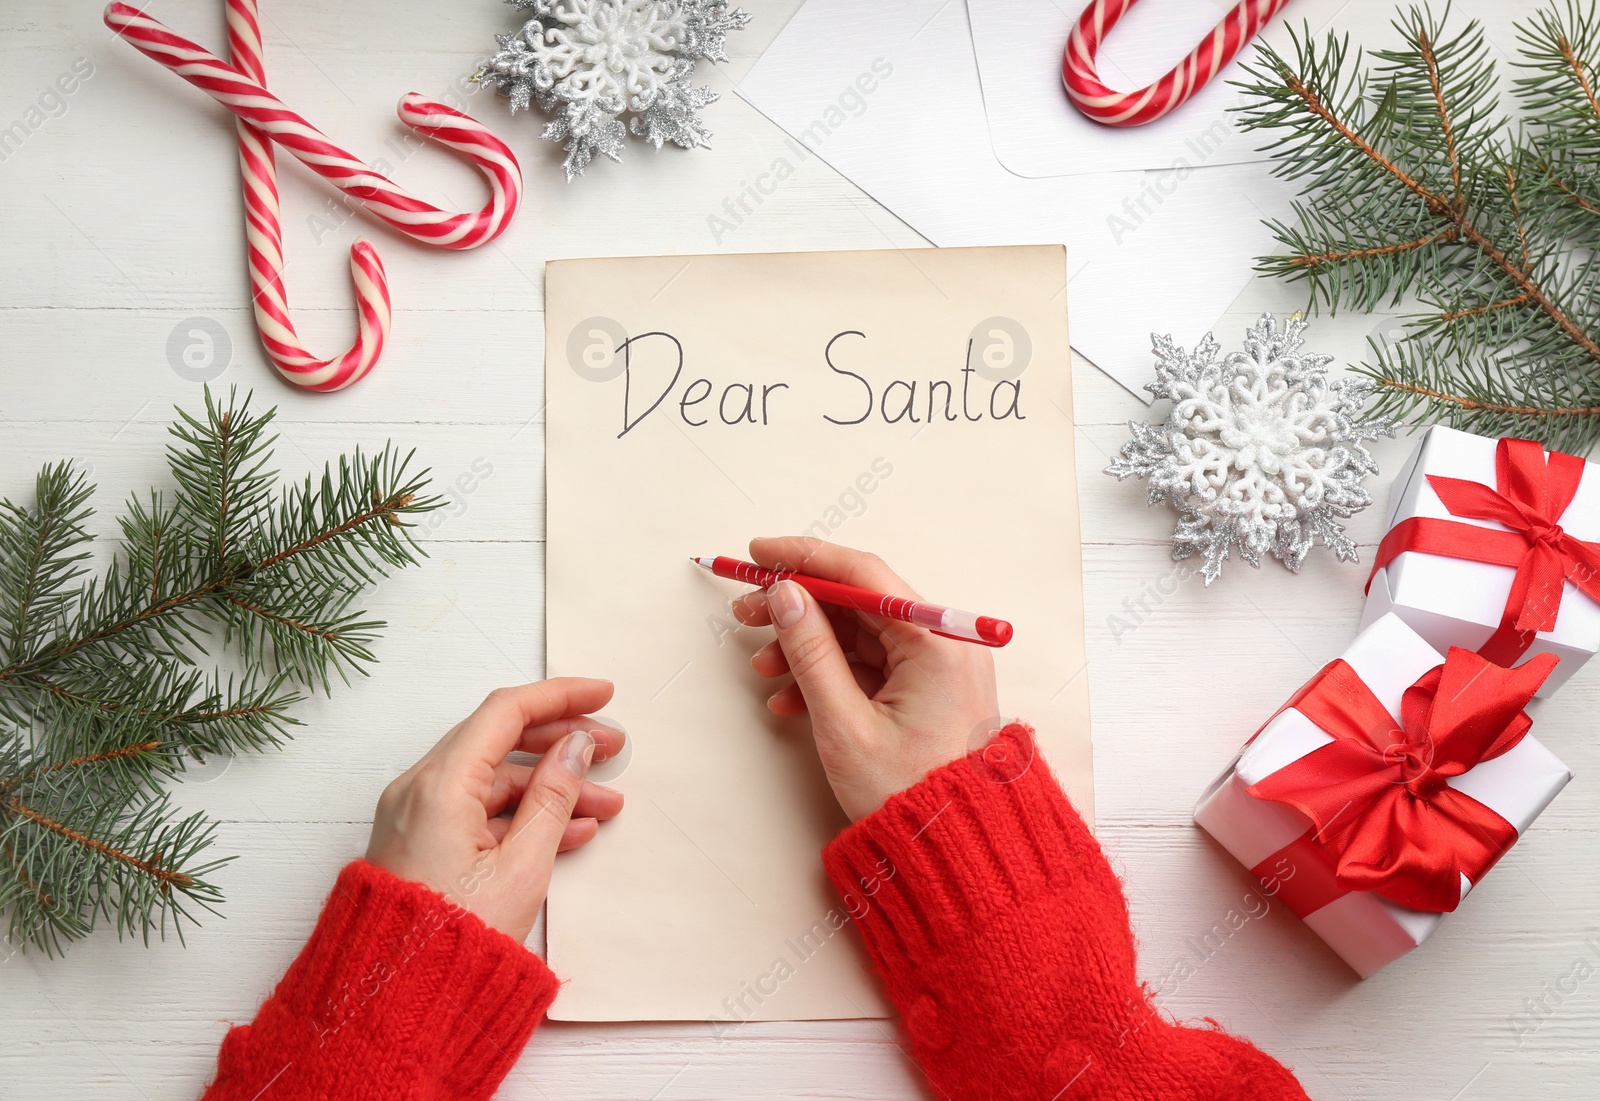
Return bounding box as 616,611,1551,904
1194,612,1572,977
1360,425,1600,697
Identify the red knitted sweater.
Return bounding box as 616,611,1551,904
200,725,1309,1100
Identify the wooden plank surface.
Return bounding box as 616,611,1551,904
1,1,1595,1097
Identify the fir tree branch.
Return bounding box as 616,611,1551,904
6,664,303,757
223,597,341,642
4,652,297,748
1552,178,1600,215
1240,3,1600,447
0,465,94,671
1419,29,1464,209
1517,3,1600,242
1557,25,1600,121
1275,66,1600,364
8,577,228,679
1,740,164,796
3,796,193,890
2,464,430,684
1369,376,1600,417
1439,293,1529,322
255,489,417,573
1291,227,1457,267
0,386,437,952
169,387,276,569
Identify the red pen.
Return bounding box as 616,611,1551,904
693,555,1013,647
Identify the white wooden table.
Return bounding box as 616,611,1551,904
2,2,1596,1097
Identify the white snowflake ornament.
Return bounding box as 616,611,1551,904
1106,313,1395,585
476,0,750,179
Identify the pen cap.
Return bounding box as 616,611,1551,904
976,617,1013,646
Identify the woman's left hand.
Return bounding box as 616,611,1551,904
365,678,626,943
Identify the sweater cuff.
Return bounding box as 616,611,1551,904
822,723,1093,977
211,860,558,1101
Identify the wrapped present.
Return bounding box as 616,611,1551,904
1360,425,1600,697
1194,613,1572,977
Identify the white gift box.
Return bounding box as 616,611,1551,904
1360,425,1600,697
1194,613,1572,977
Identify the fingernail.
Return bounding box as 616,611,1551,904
561,730,596,776
731,592,763,621
586,726,619,757
768,580,804,630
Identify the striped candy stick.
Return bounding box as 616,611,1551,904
103,2,521,250
226,0,388,392
1061,0,1294,127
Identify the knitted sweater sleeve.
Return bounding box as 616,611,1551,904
200,859,558,1101
822,724,1311,1101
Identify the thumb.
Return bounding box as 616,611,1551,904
767,580,867,727
505,729,594,863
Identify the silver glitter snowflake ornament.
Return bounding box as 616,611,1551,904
1106,313,1395,585
476,0,751,180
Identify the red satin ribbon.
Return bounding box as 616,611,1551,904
1246,647,1556,914
1366,437,1600,664
1249,833,1349,920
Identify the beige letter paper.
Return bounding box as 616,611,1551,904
543,245,1091,1022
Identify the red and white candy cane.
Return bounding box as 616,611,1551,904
105,2,520,249
103,3,523,391
1062,0,1294,126
226,0,388,391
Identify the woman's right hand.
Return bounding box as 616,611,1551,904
732,537,1002,821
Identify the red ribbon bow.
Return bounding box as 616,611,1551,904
1246,647,1557,913
1367,436,1600,664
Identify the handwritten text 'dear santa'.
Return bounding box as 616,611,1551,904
613,329,1026,439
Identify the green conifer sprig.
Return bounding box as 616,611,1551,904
1235,1,1600,453
0,388,439,954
